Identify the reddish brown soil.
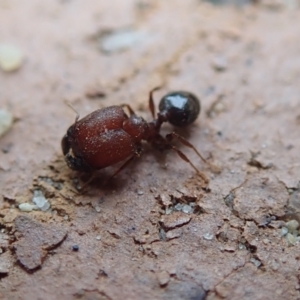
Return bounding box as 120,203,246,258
1,1,300,299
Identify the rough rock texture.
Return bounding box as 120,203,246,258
14,215,67,271
1,0,300,299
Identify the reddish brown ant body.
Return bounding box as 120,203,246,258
61,88,209,183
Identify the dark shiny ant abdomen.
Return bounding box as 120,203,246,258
159,91,200,127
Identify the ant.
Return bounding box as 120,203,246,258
62,88,211,184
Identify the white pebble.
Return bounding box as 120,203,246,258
281,227,288,236
285,220,299,233
174,203,183,211
0,44,23,72
95,206,101,213
100,29,146,53
96,236,101,241
182,205,192,214
18,203,38,212
250,258,262,268
203,233,214,240
32,190,50,211
0,109,13,138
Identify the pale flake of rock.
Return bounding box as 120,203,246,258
250,258,262,268
203,233,214,240
182,205,192,214
18,203,38,212
32,190,50,211
285,220,299,233
0,109,13,138
0,44,23,72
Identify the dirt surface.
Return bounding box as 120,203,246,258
1,0,300,299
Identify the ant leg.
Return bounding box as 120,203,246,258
166,132,220,172
120,104,136,116
149,87,161,118
170,146,209,184
103,155,136,185
166,132,208,164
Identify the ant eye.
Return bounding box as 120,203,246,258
159,91,200,127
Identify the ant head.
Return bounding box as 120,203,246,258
158,91,200,127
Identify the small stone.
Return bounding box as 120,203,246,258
0,109,13,138
166,228,182,240
174,203,183,211
0,44,23,72
32,190,50,211
137,190,144,196
18,203,38,212
95,206,101,213
211,56,228,72
286,233,297,246
160,212,191,230
96,236,101,241
250,258,262,268
157,270,170,286
165,208,173,215
285,220,299,233
271,261,279,271
281,227,288,236
182,205,192,214
100,29,147,53
72,245,79,251
238,243,246,250
64,215,69,221
203,233,214,240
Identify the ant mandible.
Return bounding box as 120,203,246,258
61,88,210,184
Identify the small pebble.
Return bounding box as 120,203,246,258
165,208,173,215
0,44,23,72
64,215,69,221
285,220,299,233
203,233,214,240
211,56,228,72
95,206,101,213
250,258,262,268
182,204,192,214
281,227,288,236
286,233,297,246
0,109,13,138
137,190,144,196
32,190,50,211
72,245,79,251
96,236,101,241
174,203,183,211
238,243,246,250
157,270,170,286
18,203,38,212
100,29,146,53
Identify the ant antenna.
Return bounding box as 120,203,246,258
65,101,80,123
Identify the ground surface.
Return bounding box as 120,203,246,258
1,1,300,299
